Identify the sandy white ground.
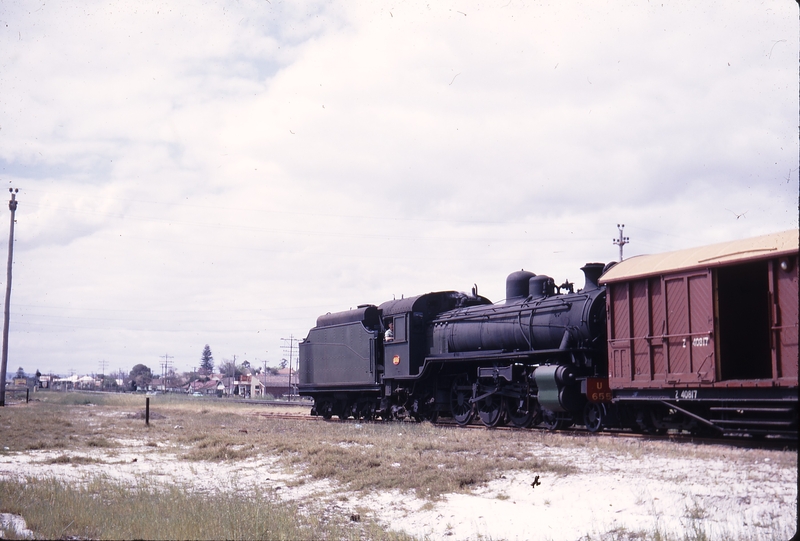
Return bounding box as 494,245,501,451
0,435,796,540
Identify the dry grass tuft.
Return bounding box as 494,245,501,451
0,475,410,540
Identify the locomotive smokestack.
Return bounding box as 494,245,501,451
581,263,605,292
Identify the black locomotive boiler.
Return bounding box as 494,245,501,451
298,263,610,429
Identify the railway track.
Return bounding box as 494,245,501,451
436,418,796,450
254,410,320,421
249,405,796,451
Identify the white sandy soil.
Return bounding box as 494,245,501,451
0,435,796,540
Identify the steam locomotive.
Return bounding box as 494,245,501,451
298,230,798,438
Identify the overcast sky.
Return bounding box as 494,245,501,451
1,1,797,378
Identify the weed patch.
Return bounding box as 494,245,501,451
0,475,409,540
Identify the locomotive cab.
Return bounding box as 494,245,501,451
379,291,493,379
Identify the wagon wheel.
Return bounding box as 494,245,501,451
449,376,475,426
318,400,333,420
505,396,540,428
635,408,666,435
583,402,606,433
476,393,506,428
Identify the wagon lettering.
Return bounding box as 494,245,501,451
674,390,698,400
692,337,709,347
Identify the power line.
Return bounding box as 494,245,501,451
160,353,173,393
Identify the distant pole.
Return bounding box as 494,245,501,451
281,336,298,400
99,359,108,389
160,353,173,393
0,188,18,407
613,224,630,262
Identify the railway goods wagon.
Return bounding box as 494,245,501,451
599,229,798,437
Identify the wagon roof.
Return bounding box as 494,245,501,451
600,229,799,283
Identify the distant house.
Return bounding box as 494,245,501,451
53,375,78,391
186,378,224,397
232,374,264,398
77,376,97,390
259,371,298,399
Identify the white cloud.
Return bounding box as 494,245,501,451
0,0,796,375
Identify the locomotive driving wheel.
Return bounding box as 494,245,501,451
505,396,541,428
449,376,475,426
477,392,506,427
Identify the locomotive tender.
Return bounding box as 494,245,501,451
299,230,798,438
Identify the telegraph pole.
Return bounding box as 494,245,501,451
99,359,108,389
0,188,18,407
613,224,630,262
281,336,298,400
160,353,173,393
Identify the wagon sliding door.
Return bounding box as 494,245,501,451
663,271,715,384
607,277,672,387
608,270,717,388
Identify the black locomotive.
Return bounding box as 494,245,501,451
299,262,611,429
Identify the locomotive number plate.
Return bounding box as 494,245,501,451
585,377,612,403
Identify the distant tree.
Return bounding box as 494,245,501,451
279,358,288,369
200,344,214,375
129,364,153,391
15,367,25,379
101,374,117,390
218,358,243,378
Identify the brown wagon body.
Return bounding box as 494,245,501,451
601,229,798,390
599,230,797,436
